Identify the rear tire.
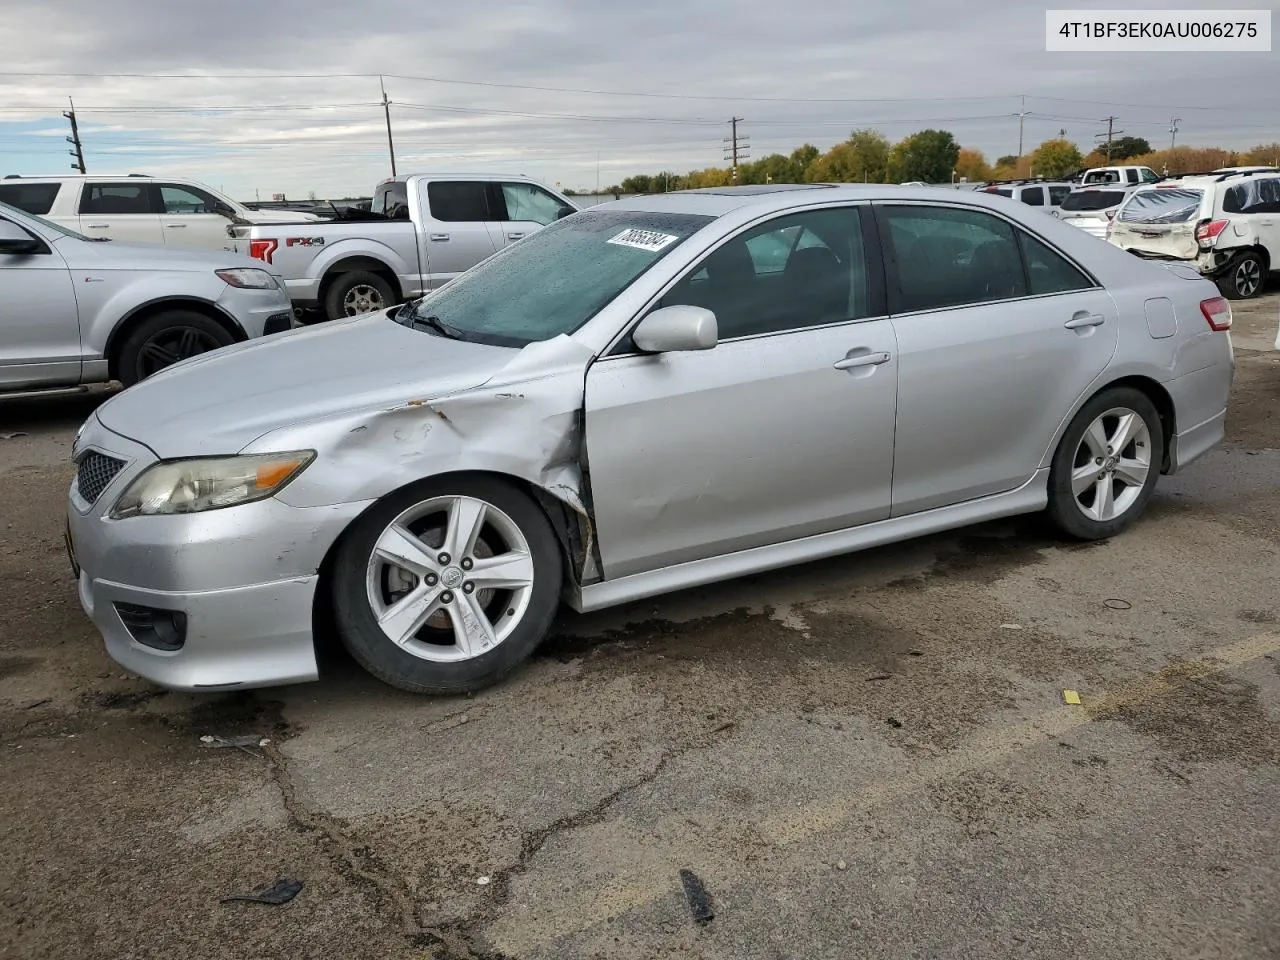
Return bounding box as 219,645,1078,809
1046,387,1164,541
116,310,235,387
1216,251,1266,300
332,476,563,695
323,271,395,321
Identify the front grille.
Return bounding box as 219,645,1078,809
76,451,126,505
264,311,293,335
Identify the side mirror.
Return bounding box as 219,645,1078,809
556,205,576,220
0,220,42,255
213,202,237,220
632,305,717,353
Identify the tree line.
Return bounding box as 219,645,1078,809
587,129,1280,194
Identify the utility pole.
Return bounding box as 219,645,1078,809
723,117,749,183
1169,117,1181,150
1016,94,1029,159
64,97,86,173
379,76,397,177
1095,116,1122,162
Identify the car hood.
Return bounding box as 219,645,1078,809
94,312,520,458
52,233,265,272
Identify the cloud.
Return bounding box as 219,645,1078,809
0,0,1276,197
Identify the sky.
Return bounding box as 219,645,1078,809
0,0,1276,201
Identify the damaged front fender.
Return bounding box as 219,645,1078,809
248,335,601,584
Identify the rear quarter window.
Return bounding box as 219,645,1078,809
0,182,61,215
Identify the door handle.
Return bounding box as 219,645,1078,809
1065,311,1106,329
833,351,891,370
165,223,187,229
429,233,450,242
85,224,109,229
507,232,525,240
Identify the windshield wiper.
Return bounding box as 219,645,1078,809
400,304,464,340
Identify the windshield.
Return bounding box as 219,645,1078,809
1117,188,1204,224
0,198,93,240
1060,189,1127,212
395,209,714,347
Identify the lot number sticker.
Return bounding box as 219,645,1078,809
607,228,679,252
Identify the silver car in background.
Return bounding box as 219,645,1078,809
66,184,1235,696
0,200,291,392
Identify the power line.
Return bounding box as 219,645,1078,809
0,72,1265,115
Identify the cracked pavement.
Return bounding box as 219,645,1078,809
2,297,1278,960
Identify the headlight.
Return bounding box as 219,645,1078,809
216,267,278,289
109,451,315,519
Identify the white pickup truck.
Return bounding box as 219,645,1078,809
230,173,578,320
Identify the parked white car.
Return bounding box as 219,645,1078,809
1107,171,1280,299
1055,184,1144,239
0,174,320,253
0,200,292,393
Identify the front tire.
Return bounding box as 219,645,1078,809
332,476,563,695
1216,251,1266,300
116,310,235,387
1046,387,1164,541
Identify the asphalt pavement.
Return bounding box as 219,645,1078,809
1,296,1277,960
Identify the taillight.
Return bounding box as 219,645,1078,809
1195,219,1229,247
248,238,278,264
1200,296,1231,331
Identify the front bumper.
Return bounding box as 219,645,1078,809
66,417,370,691
217,282,293,339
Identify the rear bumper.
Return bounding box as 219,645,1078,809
284,278,322,303
217,284,293,339
1166,357,1234,473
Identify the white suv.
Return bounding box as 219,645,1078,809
1107,171,1280,299
0,174,319,253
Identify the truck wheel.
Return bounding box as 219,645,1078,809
1216,251,1266,300
116,310,235,387
324,271,395,320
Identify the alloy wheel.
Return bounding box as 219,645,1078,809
343,284,387,315
1234,257,1262,298
137,326,223,376
1070,406,1152,523
365,495,535,662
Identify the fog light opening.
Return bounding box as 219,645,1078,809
114,602,188,652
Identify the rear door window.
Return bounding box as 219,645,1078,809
881,204,1028,312
0,182,61,215
427,181,493,222
78,182,156,214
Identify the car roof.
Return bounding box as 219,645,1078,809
2,173,161,181
599,182,1050,217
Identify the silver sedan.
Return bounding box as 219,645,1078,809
65,184,1235,695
